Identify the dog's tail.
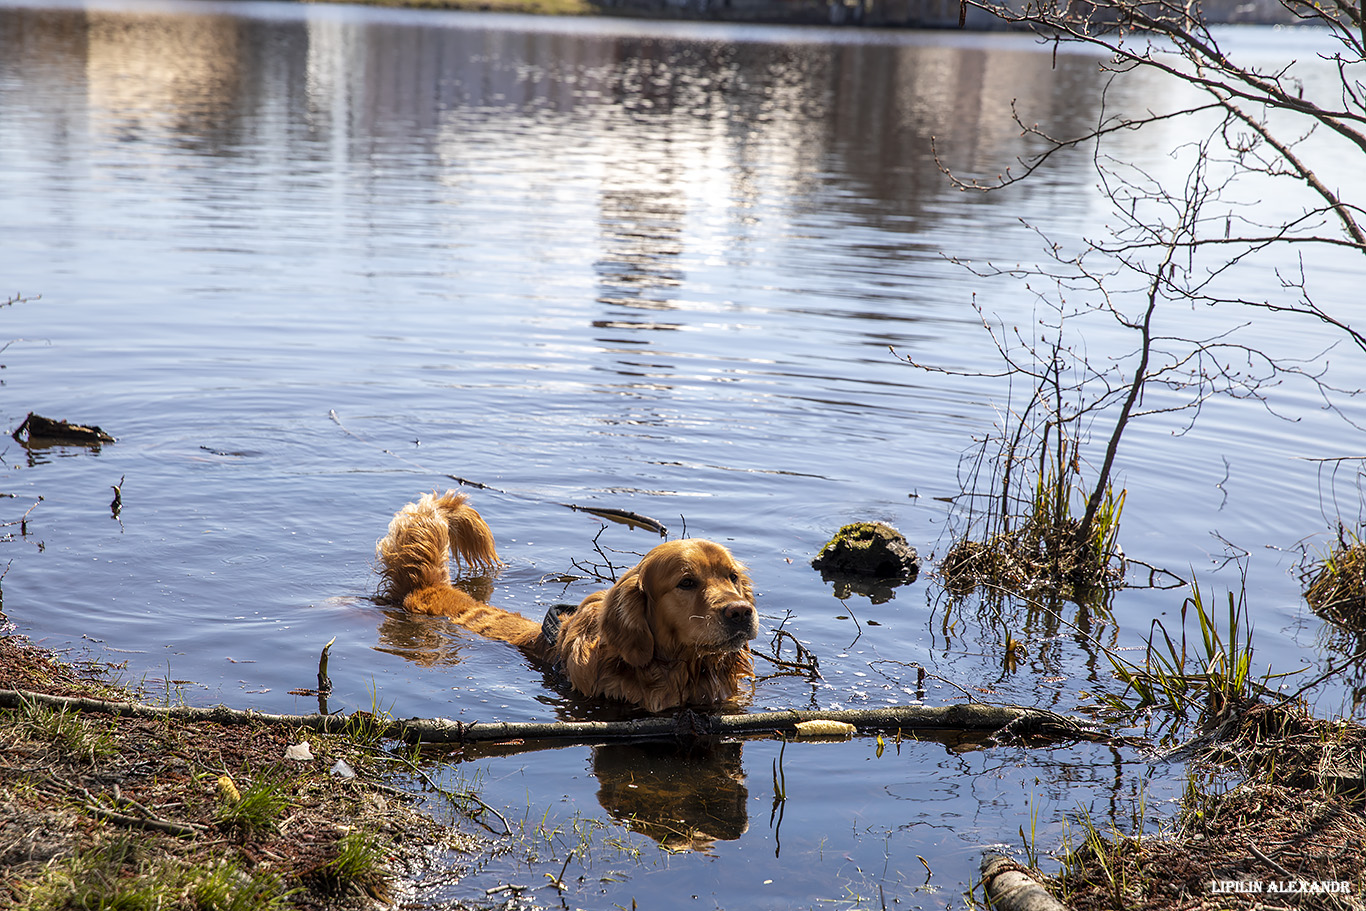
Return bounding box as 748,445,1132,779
376,490,500,601
375,491,546,653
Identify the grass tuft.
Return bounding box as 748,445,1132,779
188,857,295,911
214,776,291,838
1305,525,1366,629
940,476,1126,603
306,828,392,900
24,836,293,911
15,694,117,762
1099,580,1290,728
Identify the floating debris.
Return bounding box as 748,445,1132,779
11,412,115,446
792,720,856,739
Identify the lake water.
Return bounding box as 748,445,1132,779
2,2,1362,906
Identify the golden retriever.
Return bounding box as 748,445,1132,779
375,491,758,712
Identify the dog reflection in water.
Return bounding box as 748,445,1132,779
593,741,749,851
373,576,494,668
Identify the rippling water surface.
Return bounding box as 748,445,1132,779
2,2,1362,905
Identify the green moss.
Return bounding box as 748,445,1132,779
811,522,919,580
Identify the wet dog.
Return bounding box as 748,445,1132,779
375,491,758,712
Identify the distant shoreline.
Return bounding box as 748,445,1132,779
309,0,601,17
304,0,1302,29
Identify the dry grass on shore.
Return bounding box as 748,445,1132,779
1048,701,1366,911
0,631,476,911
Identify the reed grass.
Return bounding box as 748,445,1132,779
1305,526,1366,629
940,471,1126,604
1099,580,1288,723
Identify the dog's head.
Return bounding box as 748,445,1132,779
599,539,758,667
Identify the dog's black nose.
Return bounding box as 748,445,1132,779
723,601,758,637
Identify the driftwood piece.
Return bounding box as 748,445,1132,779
11,412,116,446
0,689,1092,747
980,853,1071,911
565,505,668,535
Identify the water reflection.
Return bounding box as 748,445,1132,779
374,608,467,668
462,725,1005,854
6,5,1104,227
372,578,495,668
593,741,749,851
85,12,244,136
595,187,687,316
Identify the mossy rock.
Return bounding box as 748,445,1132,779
811,522,920,581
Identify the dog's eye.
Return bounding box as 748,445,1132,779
678,577,698,590
729,572,740,584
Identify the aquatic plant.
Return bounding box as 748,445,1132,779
1099,580,1290,728
921,316,1131,605
1304,525,1366,630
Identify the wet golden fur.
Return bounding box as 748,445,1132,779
375,491,758,713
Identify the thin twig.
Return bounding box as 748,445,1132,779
329,410,669,536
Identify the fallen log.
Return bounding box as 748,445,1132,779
980,853,1071,911
0,689,1094,746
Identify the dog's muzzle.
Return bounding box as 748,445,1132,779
722,600,759,641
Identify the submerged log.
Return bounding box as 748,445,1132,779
0,689,1093,747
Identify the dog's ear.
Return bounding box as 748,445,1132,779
598,565,655,667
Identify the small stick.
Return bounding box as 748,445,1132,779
1248,843,1294,879
565,505,667,536
328,409,669,536
317,636,336,696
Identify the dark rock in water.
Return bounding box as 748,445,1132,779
812,521,920,581
11,412,115,446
